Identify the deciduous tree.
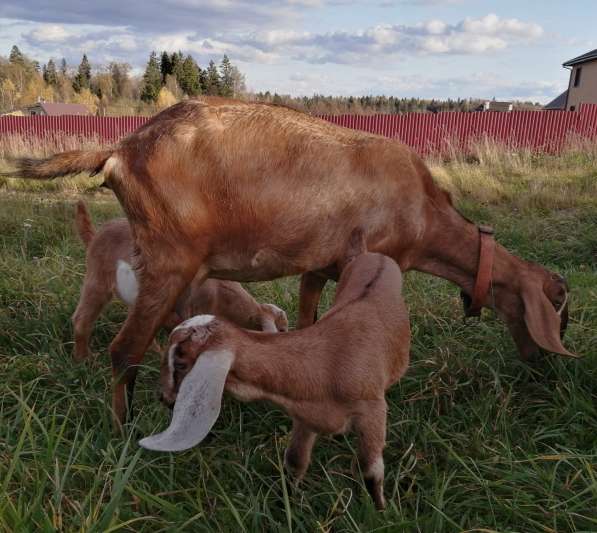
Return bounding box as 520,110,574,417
157,87,177,109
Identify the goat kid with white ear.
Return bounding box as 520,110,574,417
139,250,410,510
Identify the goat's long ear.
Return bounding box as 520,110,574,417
520,281,577,358
139,349,234,452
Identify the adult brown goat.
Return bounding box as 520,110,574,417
6,97,575,426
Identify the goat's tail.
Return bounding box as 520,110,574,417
74,200,95,248
1,149,113,180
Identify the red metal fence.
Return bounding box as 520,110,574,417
0,115,147,143
1,104,597,154
321,104,597,154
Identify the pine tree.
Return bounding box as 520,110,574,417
180,55,201,96
160,51,172,84
171,51,185,88
204,60,220,96
219,55,233,97
9,45,24,65
60,58,68,77
43,59,58,86
73,54,91,92
199,68,207,93
140,51,162,103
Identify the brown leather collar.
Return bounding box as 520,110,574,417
463,225,495,318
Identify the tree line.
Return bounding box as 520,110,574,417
251,92,541,115
0,45,541,116
0,46,246,115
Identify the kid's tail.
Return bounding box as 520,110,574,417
74,200,95,248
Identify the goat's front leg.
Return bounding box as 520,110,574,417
284,419,318,481
297,272,328,328
109,256,204,429
354,401,387,510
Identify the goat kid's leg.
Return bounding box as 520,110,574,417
284,419,318,481
72,281,111,362
110,260,205,429
354,402,387,510
297,272,327,329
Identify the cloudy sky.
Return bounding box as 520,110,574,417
1,0,595,103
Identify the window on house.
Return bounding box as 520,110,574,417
574,67,582,87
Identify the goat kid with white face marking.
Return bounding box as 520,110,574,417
141,252,411,510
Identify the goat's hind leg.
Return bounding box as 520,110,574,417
109,256,205,429
354,401,387,510
284,419,318,481
72,280,111,361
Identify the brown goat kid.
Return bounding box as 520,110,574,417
140,251,410,510
72,201,288,361
6,97,575,426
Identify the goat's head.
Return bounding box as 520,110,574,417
260,303,289,332
139,315,235,452
492,261,575,359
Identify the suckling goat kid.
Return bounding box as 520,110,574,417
140,248,410,510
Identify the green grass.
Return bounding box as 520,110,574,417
1,164,596,531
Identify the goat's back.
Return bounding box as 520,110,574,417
104,98,446,281
236,253,410,402
326,253,410,388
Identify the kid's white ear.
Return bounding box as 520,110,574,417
139,349,234,452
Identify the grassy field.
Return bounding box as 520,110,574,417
0,146,596,532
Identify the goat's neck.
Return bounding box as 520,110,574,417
410,206,521,298
227,333,313,405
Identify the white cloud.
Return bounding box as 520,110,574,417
26,24,72,43
0,5,560,102
224,14,544,64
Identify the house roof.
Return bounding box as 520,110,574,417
544,90,568,110
563,49,597,67
28,102,90,116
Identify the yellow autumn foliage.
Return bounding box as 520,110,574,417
72,88,99,115
17,77,55,107
157,87,178,109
